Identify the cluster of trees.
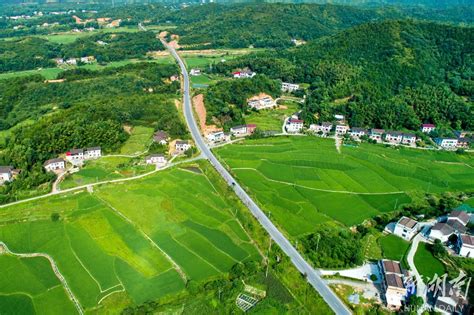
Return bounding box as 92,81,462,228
203,75,281,128
0,62,184,203
213,20,473,131
301,224,364,268
0,63,179,130
62,31,163,62
0,30,161,73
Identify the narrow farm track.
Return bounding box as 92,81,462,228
0,242,83,315
163,39,352,315
232,167,406,195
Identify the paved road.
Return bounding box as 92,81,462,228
163,40,351,315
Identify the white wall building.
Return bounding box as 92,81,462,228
286,119,304,133
44,158,66,172
0,166,13,183
429,222,455,243
369,129,385,142
176,140,191,152
281,82,300,93
145,154,167,165
247,96,276,110
189,69,201,76
435,138,458,149
84,147,101,159
421,124,436,133
335,124,349,135
393,216,420,241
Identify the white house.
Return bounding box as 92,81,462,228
247,96,276,110
80,56,95,64
206,131,230,143
393,216,420,241
145,154,167,165
230,124,257,136
429,222,455,243
0,166,13,184
350,127,368,139
369,129,385,142
421,124,436,133
153,130,169,145
84,147,101,159
385,131,403,144
335,124,349,136
281,82,300,93
175,140,191,153
66,149,84,164
310,122,332,135
66,58,77,65
44,158,66,172
401,133,417,145
379,260,407,310
286,119,304,133
458,234,474,258
233,70,256,79
189,69,201,76
435,138,458,149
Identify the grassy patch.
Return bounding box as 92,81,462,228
378,234,410,262
414,243,446,280
244,102,298,131
119,126,154,155
0,68,64,80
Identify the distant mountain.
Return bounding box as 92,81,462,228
262,0,474,9
172,3,473,49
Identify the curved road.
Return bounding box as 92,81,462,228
163,40,351,315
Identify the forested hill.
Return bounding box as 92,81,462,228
174,3,401,49
173,3,472,49
213,20,473,131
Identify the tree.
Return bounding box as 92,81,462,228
431,239,447,257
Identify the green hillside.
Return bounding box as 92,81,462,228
214,20,473,130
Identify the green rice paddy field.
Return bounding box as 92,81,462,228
215,137,474,237
0,164,259,314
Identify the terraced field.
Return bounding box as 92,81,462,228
215,137,474,236
0,162,259,313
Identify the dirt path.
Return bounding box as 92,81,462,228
335,136,342,154
232,167,406,195
0,156,205,209
0,242,83,315
193,94,220,135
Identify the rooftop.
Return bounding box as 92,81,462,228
461,234,474,247
44,158,65,166
449,210,470,225
382,260,403,275
385,273,405,289
397,216,418,229
431,222,455,236
0,166,13,173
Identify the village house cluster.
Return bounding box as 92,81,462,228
55,56,96,66
247,95,276,110
205,124,257,145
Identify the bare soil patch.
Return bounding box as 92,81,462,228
193,94,221,135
